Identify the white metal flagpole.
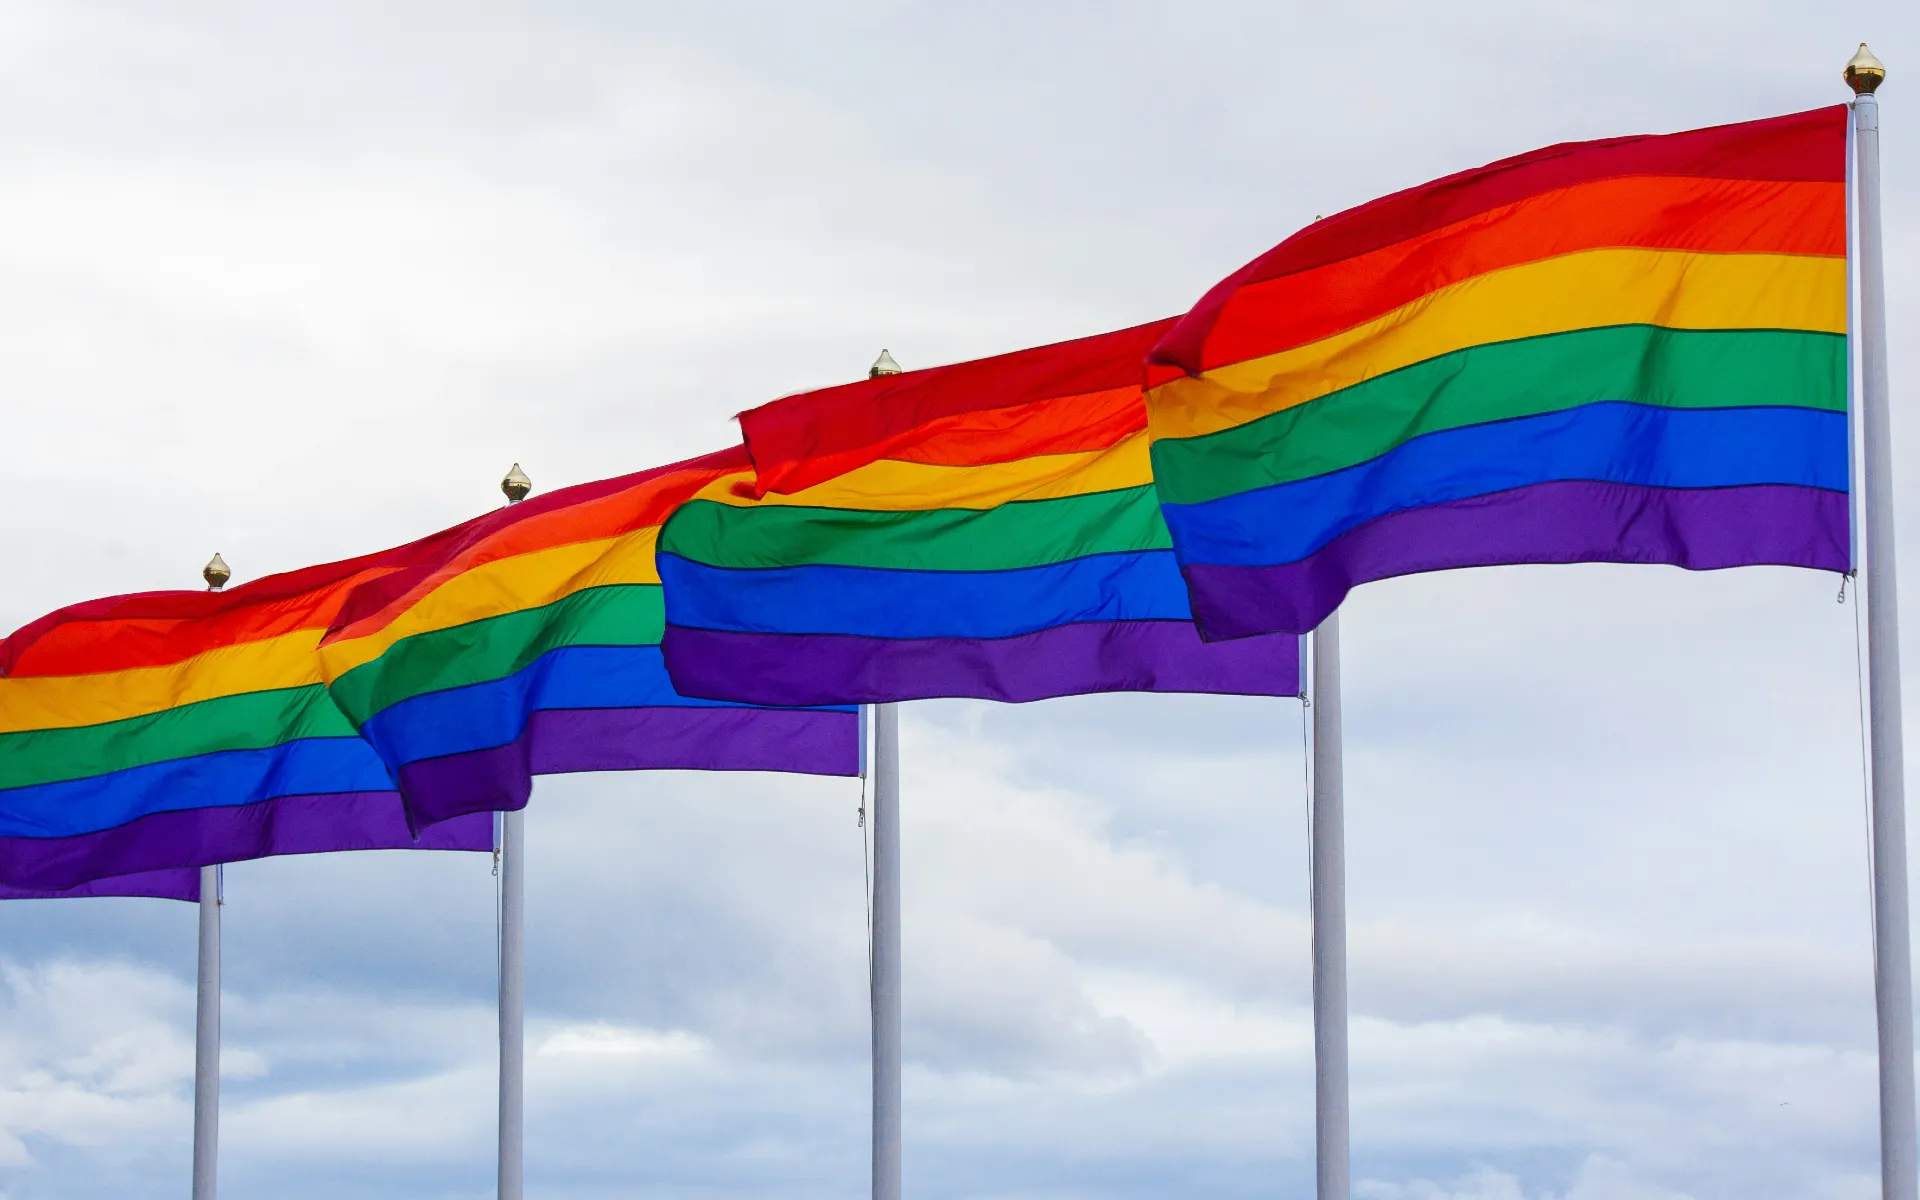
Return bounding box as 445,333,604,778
1310,611,1350,1200
498,807,525,1200
498,465,532,1200
192,553,231,1200
865,350,904,1200
1847,44,1917,1200
192,863,221,1200
870,700,902,1200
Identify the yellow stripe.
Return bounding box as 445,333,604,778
1147,248,1847,441
317,531,660,678
0,631,322,733
697,434,1153,513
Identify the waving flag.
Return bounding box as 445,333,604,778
317,450,859,827
0,561,494,891
1145,106,1850,638
658,325,1299,706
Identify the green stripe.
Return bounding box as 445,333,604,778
659,485,1172,572
0,685,354,792
1150,326,1847,506
328,584,665,724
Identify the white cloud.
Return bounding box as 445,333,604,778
1362,1165,1532,1200
536,1023,706,1062
1361,1155,1698,1200
0,959,192,1165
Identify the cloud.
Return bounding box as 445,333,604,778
1360,1154,1698,1200
1362,1164,1533,1200
0,959,193,1167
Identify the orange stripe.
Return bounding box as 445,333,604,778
324,462,736,645
1192,175,1843,373
846,385,1147,471
3,562,402,679
742,321,1174,495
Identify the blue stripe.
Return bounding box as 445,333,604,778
1161,402,1849,567
0,738,394,840
360,644,854,767
658,549,1198,640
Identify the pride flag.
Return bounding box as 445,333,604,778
657,325,1300,706
0,561,495,891
316,449,860,827
1145,106,1851,638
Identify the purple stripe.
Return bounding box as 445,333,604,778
0,793,493,892
396,706,862,827
1182,481,1850,639
0,868,201,902
661,619,1301,707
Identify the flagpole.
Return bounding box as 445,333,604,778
193,553,230,1200
498,808,524,1199
1846,45,1917,1200
871,700,902,1200
1310,611,1350,1200
865,351,903,1200
192,863,221,1200
498,465,532,1200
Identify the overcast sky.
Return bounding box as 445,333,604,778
0,2,1916,1198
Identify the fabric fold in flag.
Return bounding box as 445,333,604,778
316,447,859,828
0,561,497,891
658,324,1300,705
1144,105,1852,638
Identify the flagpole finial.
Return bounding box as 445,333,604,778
869,349,902,378
1846,43,1886,95
202,553,231,591
501,463,532,504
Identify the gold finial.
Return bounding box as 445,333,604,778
869,349,902,378
1846,43,1886,95
501,463,532,504
202,553,231,591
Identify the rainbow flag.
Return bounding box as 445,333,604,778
0,561,495,891
657,324,1300,705
1145,106,1851,638
316,448,860,827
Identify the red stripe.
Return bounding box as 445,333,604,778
0,550,412,678
322,445,749,644
881,385,1147,468
741,319,1175,494
1151,105,1848,377
1,445,751,677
